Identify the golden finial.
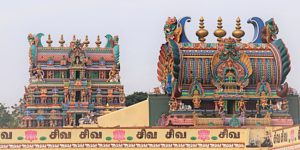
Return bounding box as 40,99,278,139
83,35,90,47
232,17,245,42
46,34,53,47
59,34,65,47
214,17,226,42
196,17,209,43
103,103,111,115
72,35,76,43
95,35,102,47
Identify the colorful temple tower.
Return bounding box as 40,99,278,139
21,34,125,127
157,17,292,126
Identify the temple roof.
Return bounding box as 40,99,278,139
27,34,120,67
157,16,291,99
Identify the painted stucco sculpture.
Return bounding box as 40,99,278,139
21,34,125,127
157,16,292,126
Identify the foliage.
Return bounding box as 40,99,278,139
0,100,22,128
0,103,15,127
125,92,148,106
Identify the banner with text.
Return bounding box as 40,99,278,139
0,128,247,149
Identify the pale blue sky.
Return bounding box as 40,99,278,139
0,0,299,107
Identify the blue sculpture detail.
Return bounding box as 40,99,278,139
247,17,264,43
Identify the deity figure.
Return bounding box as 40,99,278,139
40,88,47,103
217,97,225,114
64,89,69,102
260,92,269,109
61,71,65,79
32,65,44,82
238,100,246,113
256,77,271,96
193,96,201,109
169,99,178,111
178,101,184,110
99,71,105,79
229,114,241,127
47,71,53,79
70,91,75,101
107,65,120,82
81,90,86,102
70,70,75,79
67,113,73,126
75,56,80,64
88,89,92,100
80,71,85,79
191,88,202,109
225,69,236,83
211,38,252,93
275,101,282,111
281,100,288,111
60,55,67,66
41,96,46,104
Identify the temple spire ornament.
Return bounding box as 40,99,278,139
83,35,90,47
59,34,65,47
232,17,245,42
95,35,102,47
46,34,53,47
196,17,209,43
72,35,76,42
214,17,226,42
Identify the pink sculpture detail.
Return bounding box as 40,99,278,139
198,130,210,141
25,130,38,141
113,130,125,141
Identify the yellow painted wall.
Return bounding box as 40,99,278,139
0,128,243,144
97,99,149,127
0,127,288,149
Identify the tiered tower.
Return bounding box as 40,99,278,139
21,34,125,127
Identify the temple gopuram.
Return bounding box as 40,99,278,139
20,34,125,127
157,16,292,127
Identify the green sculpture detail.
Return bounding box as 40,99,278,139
229,114,241,127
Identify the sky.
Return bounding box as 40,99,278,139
0,0,299,107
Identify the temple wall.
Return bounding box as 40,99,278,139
149,95,170,126
2,127,292,149
288,95,300,124
97,99,149,127
0,128,254,149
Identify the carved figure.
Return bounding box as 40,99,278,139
260,92,269,109
217,97,225,114
169,100,178,111
32,65,44,82
107,65,120,82
238,100,246,113
164,17,182,42
261,18,279,43
70,91,75,101
193,97,201,109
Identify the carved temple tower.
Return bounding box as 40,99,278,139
157,17,293,126
21,34,125,127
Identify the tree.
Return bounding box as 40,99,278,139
0,99,23,128
0,103,15,128
125,92,148,106
10,99,24,127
